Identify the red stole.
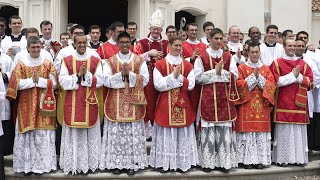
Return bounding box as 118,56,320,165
269,58,313,124
62,55,101,128
235,64,276,132
182,41,207,114
154,58,195,128
199,51,239,122
97,41,120,60
6,59,57,133
134,38,169,122
104,55,146,122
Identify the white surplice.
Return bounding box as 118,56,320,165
1,35,27,56
58,51,103,175
100,52,149,171
0,53,13,122
12,54,57,174
149,54,199,172
259,42,284,66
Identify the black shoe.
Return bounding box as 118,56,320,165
126,169,135,175
278,163,288,167
254,164,264,169
244,165,253,169
23,172,32,176
112,169,122,175
146,137,152,142
295,163,306,167
159,168,168,173
202,168,212,172
220,168,229,173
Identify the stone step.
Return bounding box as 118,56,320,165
5,160,320,180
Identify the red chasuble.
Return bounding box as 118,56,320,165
182,41,207,115
58,55,104,128
199,51,239,122
97,41,120,60
134,37,169,123
104,54,146,122
154,58,195,128
6,59,57,133
235,64,276,132
270,58,313,124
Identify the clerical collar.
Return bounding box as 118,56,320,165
108,37,117,45
118,51,132,61
264,42,276,47
74,51,90,60
90,41,100,49
227,41,243,52
131,38,137,45
10,34,22,42
166,54,182,65
186,38,200,45
207,48,223,58
283,54,297,61
41,37,53,44
147,36,161,42
245,58,263,68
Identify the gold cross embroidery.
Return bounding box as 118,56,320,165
44,97,55,107
179,98,185,104
230,91,236,99
134,90,145,102
89,96,95,103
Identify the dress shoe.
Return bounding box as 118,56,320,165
159,168,168,173
278,163,288,167
126,169,135,175
220,168,229,173
244,165,253,169
112,168,122,175
202,168,212,172
295,163,306,167
177,169,186,173
254,164,264,169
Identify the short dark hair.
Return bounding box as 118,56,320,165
89,25,101,33
203,21,214,31
240,32,244,37
185,23,198,31
118,31,131,41
0,17,7,25
9,15,21,24
25,27,39,39
60,32,70,39
169,35,182,45
296,31,309,40
166,25,177,33
295,38,305,44
27,36,41,47
282,29,293,38
248,26,259,34
74,32,87,43
70,24,85,34
66,23,74,31
127,22,137,29
266,24,278,33
110,21,124,31
247,42,260,52
40,20,52,29
209,28,223,38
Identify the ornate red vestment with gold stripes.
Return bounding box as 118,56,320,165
104,54,146,122
59,55,103,128
97,41,120,60
269,58,313,124
235,64,276,132
6,59,57,133
134,37,169,123
199,51,239,122
154,58,195,128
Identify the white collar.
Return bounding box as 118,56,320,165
186,38,200,45
166,54,182,65
206,48,223,58
108,37,117,45
21,54,44,67
74,51,90,60
283,54,298,61
245,58,263,68
227,41,243,52
116,51,134,64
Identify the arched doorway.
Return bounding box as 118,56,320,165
0,5,19,35
175,10,195,31
68,0,128,42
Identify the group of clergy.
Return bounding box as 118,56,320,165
0,9,319,179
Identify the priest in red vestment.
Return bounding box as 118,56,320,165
235,43,276,169
97,21,124,60
194,28,239,173
58,33,104,175
149,36,198,173
269,39,313,167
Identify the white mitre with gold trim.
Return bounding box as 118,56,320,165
150,9,165,29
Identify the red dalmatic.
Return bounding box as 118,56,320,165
97,41,120,60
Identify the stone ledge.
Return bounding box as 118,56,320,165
4,160,320,180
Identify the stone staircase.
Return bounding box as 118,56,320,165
4,142,320,180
